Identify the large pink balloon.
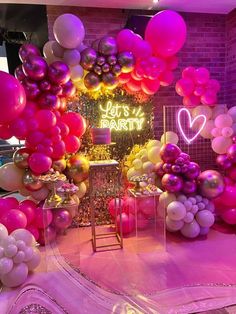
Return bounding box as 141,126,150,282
64,135,81,153
0,163,24,191
116,29,136,52
221,208,236,225
18,200,37,225
145,10,187,57
0,197,19,220
0,71,26,124
116,212,135,235
108,198,125,218
175,78,194,97
29,153,52,174
1,209,27,233
36,110,57,131
61,112,86,138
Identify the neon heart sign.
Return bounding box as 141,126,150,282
177,108,207,144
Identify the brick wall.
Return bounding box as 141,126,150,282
46,6,229,169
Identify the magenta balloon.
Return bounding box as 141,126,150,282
18,200,36,225
183,95,201,108
50,84,63,96
117,212,135,235
227,144,236,163
161,173,183,193
38,92,60,110
126,79,141,92
175,78,195,97
53,209,72,229
38,225,56,246
226,167,236,182
194,67,210,85
141,78,160,95
9,118,28,140
22,78,41,100
39,79,51,92
159,70,174,87
1,209,27,233
22,55,48,81
145,10,187,57
207,79,221,93
116,29,136,52
34,206,53,229
0,125,13,140
36,110,57,131
221,208,236,225
163,163,173,173
61,80,76,97
182,180,197,194
160,143,181,163
26,118,39,132
155,161,165,177
57,121,69,138
201,90,217,106
36,144,53,157
132,39,152,60
26,131,45,148
14,65,26,81
182,66,196,80
0,71,26,124
48,61,70,85
51,141,66,159
21,101,38,119
19,43,41,62
64,135,81,153
216,154,232,170
0,198,18,220
61,112,86,138
185,162,201,180
197,170,225,199
29,152,52,174
108,198,125,218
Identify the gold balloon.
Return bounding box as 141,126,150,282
13,148,31,169
66,155,89,184
23,170,43,192
52,159,67,172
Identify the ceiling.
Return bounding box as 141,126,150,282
0,0,235,14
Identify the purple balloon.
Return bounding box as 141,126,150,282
161,174,183,193
155,161,165,177
175,157,185,166
172,164,181,173
112,64,122,76
227,144,236,163
98,36,118,56
14,65,26,82
216,154,232,170
179,152,190,162
22,55,48,81
197,170,225,199
107,55,117,65
118,51,135,73
163,163,173,173
19,43,41,62
61,80,76,97
80,48,97,70
48,61,70,85
185,162,201,180
102,63,110,73
181,164,189,173
53,209,72,230
50,85,63,96
160,143,181,163
182,180,197,194
22,78,41,100
38,92,60,110
39,79,51,92
96,56,106,66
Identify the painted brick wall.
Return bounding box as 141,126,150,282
47,6,228,169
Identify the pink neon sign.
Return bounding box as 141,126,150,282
177,108,207,144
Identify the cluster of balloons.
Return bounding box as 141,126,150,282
175,66,221,107
160,192,215,238
156,143,201,194
108,196,156,235
43,14,87,87
126,132,179,186
118,10,186,95
0,225,40,287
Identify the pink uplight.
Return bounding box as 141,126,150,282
177,108,207,144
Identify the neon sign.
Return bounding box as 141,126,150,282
177,108,206,144
99,100,145,131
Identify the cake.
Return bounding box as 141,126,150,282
91,128,111,145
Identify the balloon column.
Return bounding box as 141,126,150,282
0,225,40,288
175,66,221,107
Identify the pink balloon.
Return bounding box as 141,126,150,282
194,67,210,85
183,94,201,108
226,167,236,182
126,79,141,92
64,135,81,153
22,55,48,81
51,141,66,159
0,71,26,124
48,61,70,85
159,70,174,86
1,209,27,233
160,143,181,163
9,118,28,140
175,78,195,96
26,131,45,148
123,197,136,215
57,121,70,138
29,152,52,174
19,200,37,225
201,90,217,106
30,186,49,201
141,78,160,95
61,112,86,138
19,43,41,62
207,79,221,93
116,213,135,235
34,206,53,229
145,10,187,57
36,110,57,131
53,209,72,230
26,225,39,241
194,85,205,97
137,212,149,230
116,29,136,52
21,101,38,119
166,55,179,70
108,198,125,218
0,197,19,220
214,183,236,209
132,39,152,60
38,92,60,110
138,196,155,218
118,72,131,84
221,208,236,225
182,66,196,80
0,124,13,140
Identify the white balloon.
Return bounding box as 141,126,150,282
228,106,236,122
1,263,28,288
159,192,176,209
11,229,36,247
51,41,65,58
140,154,148,163
184,212,194,223
132,159,142,170
13,251,25,264
1,236,16,249
23,247,34,262
0,257,13,275
147,146,161,164
4,244,17,258
0,224,8,241
212,104,227,119
161,131,179,145
181,220,200,238
0,247,4,258
43,40,55,59
191,205,199,215
221,127,233,138
139,149,147,156
76,182,87,198
63,49,81,66
26,248,41,271
196,210,215,227
211,136,232,154
16,240,26,251
127,168,142,180
166,217,184,231
177,195,187,203
143,161,154,173
146,140,161,149
70,65,84,82
215,114,233,128
167,201,186,221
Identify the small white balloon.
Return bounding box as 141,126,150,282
143,161,154,173
197,202,205,210
212,104,228,119
70,64,84,82
11,229,36,247
0,224,8,241
0,257,13,275
228,106,236,122
188,197,197,205
26,248,41,271
196,210,215,227
181,220,200,238
16,240,26,251
191,205,199,215
205,202,215,212
1,263,28,288
63,49,81,66
177,195,187,203
132,159,143,170
166,217,184,231
140,154,148,163
161,131,179,145
146,140,161,149
200,120,214,139
76,181,87,198
147,146,161,164
13,251,25,264
211,127,222,137
183,200,192,211
211,136,232,154
184,212,194,223
127,168,142,180
167,201,186,221
221,127,233,138
195,195,203,203
4,244,18,258
215,114,233,128
23,247,34,262
1,236,16,249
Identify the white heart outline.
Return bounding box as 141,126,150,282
177,108,207,144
